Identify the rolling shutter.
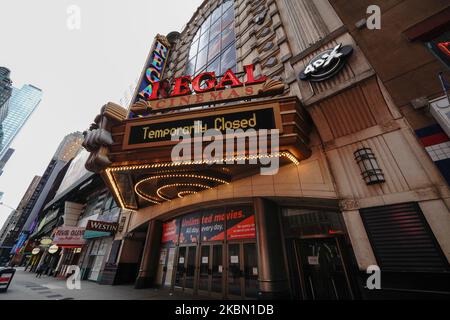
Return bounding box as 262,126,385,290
360,202,449,272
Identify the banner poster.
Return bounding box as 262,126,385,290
226,206,256,240
201,210,226,241
179,213,201,244
161,219,179,247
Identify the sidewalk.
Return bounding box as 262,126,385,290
0,267,211,300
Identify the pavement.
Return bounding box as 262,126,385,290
0,267,211,300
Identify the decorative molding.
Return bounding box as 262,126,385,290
303,70,376,107
83,103,128,173
340,199,360,211
290,25,348,65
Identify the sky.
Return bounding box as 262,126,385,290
0,0,203,227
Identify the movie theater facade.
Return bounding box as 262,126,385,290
83,0,450,299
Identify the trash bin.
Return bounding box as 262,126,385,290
0,268,16,293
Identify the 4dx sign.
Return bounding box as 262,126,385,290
299,43,353,82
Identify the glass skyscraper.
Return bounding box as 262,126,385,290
0,67,12,125
0,84,42,160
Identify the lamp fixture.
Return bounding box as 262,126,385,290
354,147,385,185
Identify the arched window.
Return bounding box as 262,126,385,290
186,0,236,77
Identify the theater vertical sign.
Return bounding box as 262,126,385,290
130,34,171,117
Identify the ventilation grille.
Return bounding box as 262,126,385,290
360,202,449,272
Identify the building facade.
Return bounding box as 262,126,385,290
80,0,450,300
0,147,14,176
0,67,12,124
330,0,450,184
10,132,84,266
0,175,41,262
0,84,42,160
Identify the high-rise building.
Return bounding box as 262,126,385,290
0,67,13,148
0,147,14,176
53,131,85,162
0,84,42,160
0,176,41,261
0,67,12,115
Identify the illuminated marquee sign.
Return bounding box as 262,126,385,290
427,31,450,68
130,64,284,115
299,43,353,82
131,34,171,112
124,107,277,149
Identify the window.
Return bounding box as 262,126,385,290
186,0,236,77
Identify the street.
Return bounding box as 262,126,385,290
0,267,209,300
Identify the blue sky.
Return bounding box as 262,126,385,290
0,0,203,227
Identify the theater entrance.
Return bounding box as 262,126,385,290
157,205,257,299
282,208,355,300
286,237,354,300
172,241,258,299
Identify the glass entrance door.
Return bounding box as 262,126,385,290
165,248,176,287
227,242,258,299
155,248,168,286
156,247,176,288
243,243,258,298
198,244,224,297
211,244,224,296
174,246,197,292
287,237,354,300
174,247,186,289
198,245,210,292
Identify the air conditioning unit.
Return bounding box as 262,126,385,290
429,96,450,138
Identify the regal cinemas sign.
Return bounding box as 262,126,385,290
130,36,284,116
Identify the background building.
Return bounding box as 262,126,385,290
0,147,14,176
0,67,12,125
0,175,41,262
0,84,42,161
8,132,84,264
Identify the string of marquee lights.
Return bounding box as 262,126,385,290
177,190,198,198
133,173,229,203
105,151,300,209
156,183,211,201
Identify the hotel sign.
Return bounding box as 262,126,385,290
130,64,284,115
124,106,280,149
84,220,119,239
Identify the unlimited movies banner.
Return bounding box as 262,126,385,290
161,206,255,245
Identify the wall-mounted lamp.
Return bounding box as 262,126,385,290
354,148,385,185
